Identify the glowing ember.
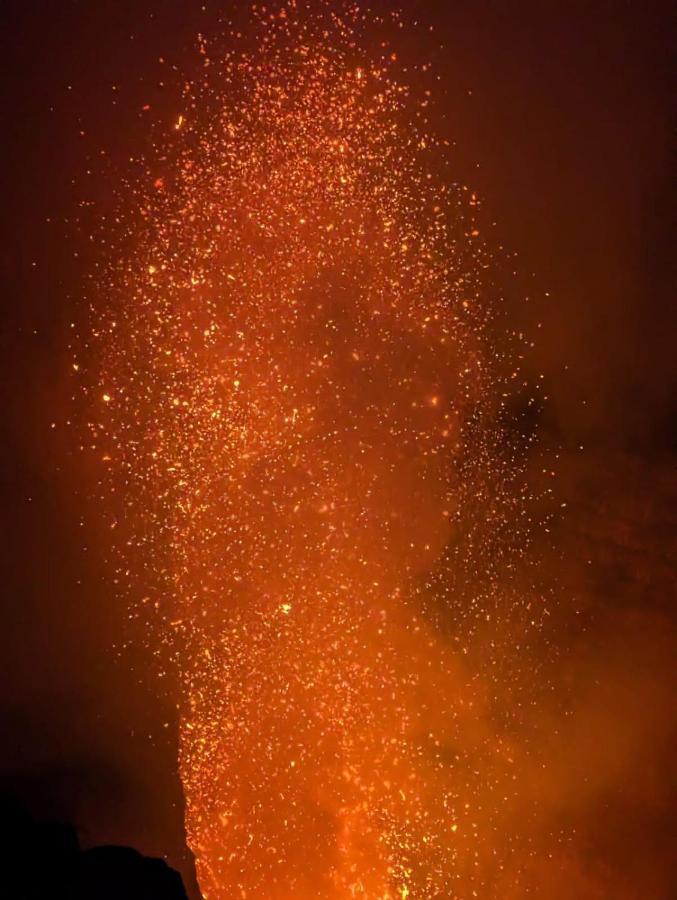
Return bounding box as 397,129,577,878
84,4,545,898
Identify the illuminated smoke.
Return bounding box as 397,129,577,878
84,4,547,898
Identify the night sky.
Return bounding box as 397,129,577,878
0,1,674,896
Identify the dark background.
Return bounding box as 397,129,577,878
0,1,674,895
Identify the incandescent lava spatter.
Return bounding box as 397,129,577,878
83,4,550,898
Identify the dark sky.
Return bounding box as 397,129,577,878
0,1,674,896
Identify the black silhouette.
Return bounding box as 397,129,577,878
0,793,189,899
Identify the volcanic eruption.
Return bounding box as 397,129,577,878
84,4,548,897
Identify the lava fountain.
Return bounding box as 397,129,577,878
84,4,542,898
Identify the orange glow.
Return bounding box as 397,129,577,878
86,4,544,898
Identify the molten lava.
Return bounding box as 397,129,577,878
85,4,544,898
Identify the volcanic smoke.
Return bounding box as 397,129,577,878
84,4,549,898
